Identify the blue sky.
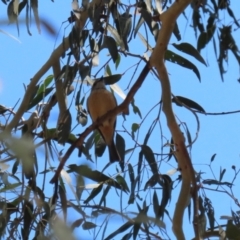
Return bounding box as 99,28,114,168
1,1,240,239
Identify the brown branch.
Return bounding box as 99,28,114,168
50,63,150,183
149,0,198,239
5,0,103,132
5,36,70,132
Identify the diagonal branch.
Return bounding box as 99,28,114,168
5,0,103,132
50,63,150,183
5,37,69,131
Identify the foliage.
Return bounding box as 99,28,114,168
0,0,240,239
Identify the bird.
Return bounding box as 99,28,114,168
87,78,121,163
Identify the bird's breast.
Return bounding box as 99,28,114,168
87,89,117,124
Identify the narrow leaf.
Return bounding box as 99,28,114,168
172,42,207,66
165,50,201,81
172,96,205,112
82,221,97,230
30,0,41,33
116,175,130,192
27,87,54,110
141,145,158,175
128,164,135,183
102,36,118,63
84,184,103,204
105,221,133,240
68,165,127,192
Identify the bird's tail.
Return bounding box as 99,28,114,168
108,141,121,163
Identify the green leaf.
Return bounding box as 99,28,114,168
12,159,19,175
105,221,133,240
0,183,21,193
197,28,216,52
134,16,144,38
102,36,118,63
158,175,172,218
172,96,205,112
192,10,204,33
95,133,106,158
173,21,181,41
128,164,135,183
115,53,121,69
227,7,240,27
131,99,142,118
133,221,141,240
71,219,84,230
204,202,215,231
165,50,201,81
0,105,7,115
226,220,240,239
115,12,132,51
116,133,125,171
144,174,158,190
210,153,217,162
140,8,153,33
116,175,130,192
105,64,112,76
141,145,158,175
153,190,159,218
22,200,33,239
99,185,111,206
197,14,216,52
122,233,133,240
27,87,54,110
202,179,233,187
68,165,127,192
107,24,125,50
58,185,67,221
131,123,140,139
85,132,95,152
31,0,40,34
182,122,192,147
82,221,97,230
219,168,226,182
36,75,54,96
84,184,103,204
18,0,27,14
116,133,125,163
172,43,207,66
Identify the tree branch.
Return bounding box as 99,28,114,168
50,63,150,183
5,37,70,131
149,0,198,239
5,0,103,132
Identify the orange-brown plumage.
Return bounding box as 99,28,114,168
87,79,120,163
